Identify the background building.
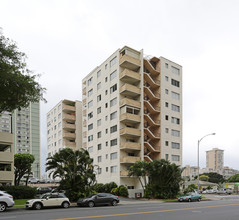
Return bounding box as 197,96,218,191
0,102,41,178
82,46,182,190
46,100,82,159
206,148,224,172
182,165,199,180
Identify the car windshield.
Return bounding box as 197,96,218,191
86,194,96,198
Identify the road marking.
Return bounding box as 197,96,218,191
1,217,17,219
52,203,239,220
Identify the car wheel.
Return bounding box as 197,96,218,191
179,198,183,202
112,200,117,206
34,202,42,210
197,198,201,202
0,202,7,212
88,201,95,208
188,198,192,202
62,202,70,208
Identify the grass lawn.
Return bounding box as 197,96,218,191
12,199,32,208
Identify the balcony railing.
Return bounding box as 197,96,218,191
120,142,141,151
120,54,141,71
120,83,141,97
62,114,76,121
120,69,140,84
120,127,141,137
120,98,141,109
62,104,75,112
120,170,129,176
120,113,141,124
120,156,141,163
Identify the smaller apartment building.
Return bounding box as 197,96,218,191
47,100,82,159
0,132,14,185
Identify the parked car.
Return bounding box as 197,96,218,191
77,193,119,207
28,177,40,184
0,190,15,212
178,192,202,202
25,193,70,210
37,187,52,194
217,188,233,195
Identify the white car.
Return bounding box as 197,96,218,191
28,177,40,184
0,190,15,212
25,193,70,210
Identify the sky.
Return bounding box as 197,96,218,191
1,0,239,175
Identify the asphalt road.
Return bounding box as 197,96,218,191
1,199,239,220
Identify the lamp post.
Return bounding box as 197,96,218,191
197,133,216,191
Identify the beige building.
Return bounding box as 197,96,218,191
182,165,199,180
82,46,182,189
206,148,224,172
0,132,14,185
223,166,239,179
47,100,82,159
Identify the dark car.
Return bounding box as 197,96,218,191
77,193,119,207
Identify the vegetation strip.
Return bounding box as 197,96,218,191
52,203,239,220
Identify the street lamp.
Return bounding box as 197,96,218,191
197,133,216,191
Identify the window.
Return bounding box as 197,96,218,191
165,63,168,68
105,90,108,95
165,154,169,160
105,128,108,134
98,168,102,174
172,66,180,75
105,77,108,82
88,77,93,86
165,89,168,94
172,92,180,100
88,89,93,97
110,70,117,80
172,155,180,161
105,115,108,121
97,95,101,102
165,76,169,81
165,102,168,108
105,64,108,69
165,128,169,133
98,156,102,163
88,112,93,119
172,142,180,149
97,119,101,126
106,141,108,146
110,125,117,133
171,117,180,124
110,97,117,107
88,123,93,131
88,100,93,108
58,113,61,119
171,129,180,137
172,104,180,112
110,56,117,67
110,166,117,173
98,144,102,150
165,115,168,120
110,152,118,160
110,111,117,120
110,84,117,93
88,146,93,153
165,141,169,146
105,154,108,159
171,79,180,87
97,70,101,78
106,167,108,172
105,103,108,108
110,138,117,146
97,131,102,138
97,107,101,114
88,135,93,142
97,82,101,90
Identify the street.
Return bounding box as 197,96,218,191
1,198,239,220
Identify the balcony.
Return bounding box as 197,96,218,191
83,98,86,106
120,113,141,124
63,132,76,140
120,170,129,177
62,113,76,121
120,69,140,84
63,123,76,130
0,171,14,182
62,104,75,113
120,98,141,109
83,109,87,117
120,156,141,164
83,87,86,96
63,141,76,148
0,152,13,163
120,127,141,137
120,142,141,151
120,55,141,71
120,83,141,98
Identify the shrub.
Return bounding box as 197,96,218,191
92,183,105,193
104,182,118,193
0,186,37,199
110,187,118,195
118,185,128,197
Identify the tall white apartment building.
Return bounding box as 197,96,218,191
0,102,41,178
206,148,224,172
82,46,182,189
47,100,82,159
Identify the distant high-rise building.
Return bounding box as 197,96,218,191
0,102,41,178
46,100,82,159
206,148,224,172
82,46,182,190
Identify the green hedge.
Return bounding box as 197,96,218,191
0,186,37,199
111,185,129,197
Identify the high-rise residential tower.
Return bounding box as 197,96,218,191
82,46,182,190
0,102,41,178
206,148,224,172
46,100,82,159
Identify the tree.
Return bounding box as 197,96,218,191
228,174,239,182
201,172,225,183
0,29,46,113
128,161,149,194
14,153,35,186
46,148,96,201
199,175,209,181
